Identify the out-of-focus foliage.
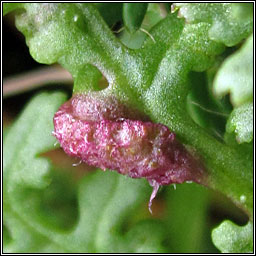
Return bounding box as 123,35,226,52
123,3,148,33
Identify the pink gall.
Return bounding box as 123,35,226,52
53,93,206,212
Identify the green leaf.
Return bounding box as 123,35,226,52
120,3,165,49
3,91,67,252
3,3,24,15
226,103,253,143
4,206,65,253
212,220,253,253
231,3,254,22
9,3,124,86
213,34,253,107
173,3,253,46
94,3,123,27
164,183,214,253
186,71,229,141
125,220,167,253
3,91,67,185
123,3,148,33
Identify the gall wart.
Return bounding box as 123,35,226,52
53,93,206,212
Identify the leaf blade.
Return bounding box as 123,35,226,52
212,220,253,253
